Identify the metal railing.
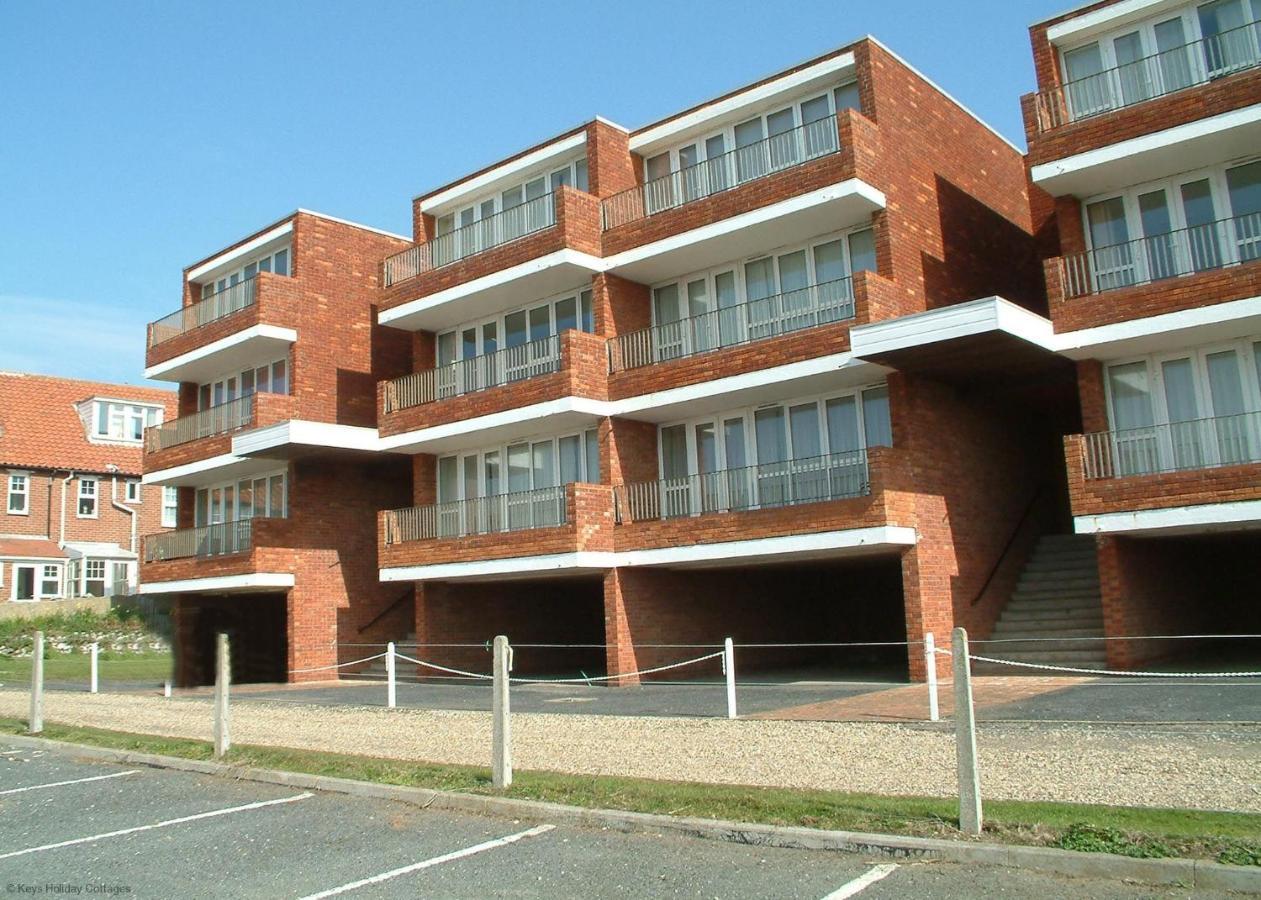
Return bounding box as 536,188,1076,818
614,450,869,523
384,485,569,543
1063,213,1261,297
1081,412,1261,480
602,115,841,230
143,519,256,563
144,395,255,452
608,277,855,372
148,278,259,347
383,192,558,286
383,335,562,413
1034,20,1261,130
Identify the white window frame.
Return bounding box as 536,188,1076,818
7,471,30,515
435,429,601,504
39,563,62,599
434,156,589,237
125,479,142,504
77,477,99,519
198,358,289,411
92,399,164,443
200,244,292,300
193,470,288,528
84,559,107,597
436,288,595,368
161,486,179,528
11,563,38,602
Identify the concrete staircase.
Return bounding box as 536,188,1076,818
972,534,1106,675
357,632,416,679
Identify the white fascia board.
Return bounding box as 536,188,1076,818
141,453,245,486
378,249,605,330
851,296,1056,358
602,180,886,275
1052,295,1261,359
143,324,298,381
187,221,294,282
231,420,380,456
630,53,855,154
63,541,135,559
377,397,612,455
2,554,67,562
1030,105,1261,190
420,132,588,213
618,526,917,568
139,573,296,595
1074,500,1261,535
381,551,617,583
295,209,410,242
1045,0,1179,43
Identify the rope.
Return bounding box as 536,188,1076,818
962,653,1261,679
968,632,1261,644
393,653,494,680
290,652,387,674
509,651,724,684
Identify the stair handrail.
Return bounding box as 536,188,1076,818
357,588,414,635
970,481,1051,608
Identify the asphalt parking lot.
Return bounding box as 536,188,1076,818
0,739,1241,899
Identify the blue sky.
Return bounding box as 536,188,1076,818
0,0,1065,387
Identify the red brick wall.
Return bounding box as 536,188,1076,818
586,120,637,199
2,469,168,556
144,393,297,473
601,418,657,486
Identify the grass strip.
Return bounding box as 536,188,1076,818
1,716,1257,866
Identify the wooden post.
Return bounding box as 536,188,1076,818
952,627,982,835
386,641,397,709
90,641,99,694
723,637,737,719
924,632,939,722
29,631,44,734
491,635,512,789
213,632,231,758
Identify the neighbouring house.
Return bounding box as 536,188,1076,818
0,371,177,602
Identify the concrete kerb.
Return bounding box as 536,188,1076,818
3,732,1256,893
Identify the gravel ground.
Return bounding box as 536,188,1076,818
3,688,1258,812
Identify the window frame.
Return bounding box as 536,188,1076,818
124,479,142,504
434,156,590,236
161,486,179,528
435,288,596,364
91,400,164,443
77,476,99,519
193,470,288,528
7,471,30,515
198,358,289,411
435,428,601,504
199,244,292,300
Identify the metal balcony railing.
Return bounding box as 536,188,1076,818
143,518,257,562
148,278,259,347
385,485,568,543
1034,20,1261,131
601,114,841,230
383,192,558,286
1063,213,1261,297
144,395,256,453
1081,412,1261,480
614,450,869,523
383,335,562,413
608,277,855,373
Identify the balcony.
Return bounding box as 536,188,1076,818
377,330,608,451
599,111,884,285
1066,413,1261,534
1050,214,1261,331
378,186,603,331
608,276,856,373
143,393,298,474
378,483,615,579
144,272,299,382
139,517,296,594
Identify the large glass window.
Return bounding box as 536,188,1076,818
199,244,291,300
92,401,162,441
193,472,287,526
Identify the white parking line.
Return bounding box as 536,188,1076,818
299,823,556,899
0,792,313,861
821,863,899,899
0,770,141,796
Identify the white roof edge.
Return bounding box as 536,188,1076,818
1042,0,1172,42
187,220,295,281
863,35,1025,155
416,131,590,210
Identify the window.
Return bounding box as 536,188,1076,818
77,477,98,518
84,560,106,597
434,289,595,377
198,359,289,410
162,486,179,528
7,472,29,515
125,479,142,503
199,244,292,300
40,565,60,599
92,401,163,441
193,472,287,527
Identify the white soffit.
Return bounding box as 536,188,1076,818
1045,0,1182,44
1074,500,1261,536
141,453,281,488
139,573,296,595
630,53,856,155
188,221,294,282
1030,105,1261,196
377,398,611,456
143,325,298,382
232,420,380,456
420,132,588,214
851,296,1056,358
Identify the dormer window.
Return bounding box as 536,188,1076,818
93,400,163,442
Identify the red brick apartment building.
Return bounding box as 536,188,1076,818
142,18,1260,685
1021,0,1261,667
0,373,175,602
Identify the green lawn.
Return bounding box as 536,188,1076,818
0,651,171,684
1,717,1256,866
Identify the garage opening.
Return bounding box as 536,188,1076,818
174,594,288,687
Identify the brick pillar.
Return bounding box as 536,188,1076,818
901,546,955,682
172,597,200,688
287,585,337,684
602,568,641,686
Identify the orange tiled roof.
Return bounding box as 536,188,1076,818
0,372,176,477
0,537,67,559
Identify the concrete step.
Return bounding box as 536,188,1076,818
998,609,1104,626
989,623,1106,639
974,638,1106,654
1009,588,1102,603
1016,573,1100,589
